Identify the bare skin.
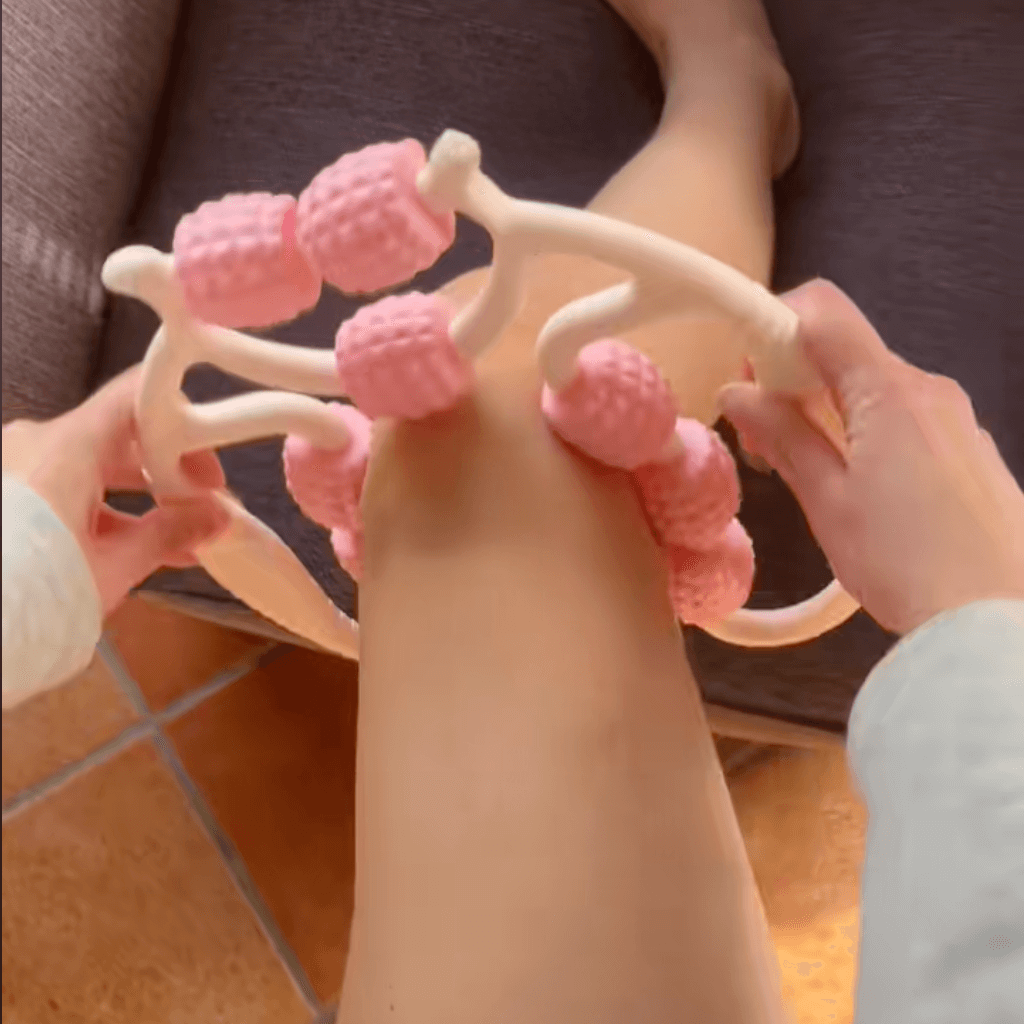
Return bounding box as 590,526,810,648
721,280,1024,636
338,2,800,1020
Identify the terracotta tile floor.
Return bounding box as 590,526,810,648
2,595,866,1022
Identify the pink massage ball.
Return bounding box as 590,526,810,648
296,139,455,295
667,518,755,626
634,417,741,551
334,291,472,420
329,527,365,582
173,193,321,328
541,340,677,470
283,403,371,578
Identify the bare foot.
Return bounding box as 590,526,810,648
605,0,800,178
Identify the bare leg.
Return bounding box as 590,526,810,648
338,3,799,1021
482,0,799,424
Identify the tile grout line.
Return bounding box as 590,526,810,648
0,638,274,818
103,635,323,1012
155,642,282,726
1,721,154,822
150,730,324,1015
2,636,157,821
5,633,323,1011
98,634,152,718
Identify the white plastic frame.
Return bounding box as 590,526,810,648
102,129,859,650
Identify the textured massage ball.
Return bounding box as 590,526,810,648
540,340,677,470
667,518,755,626
334,292,472,420
296,138,455,295
634,417,741,551
283,403,371,578
173,192,321,328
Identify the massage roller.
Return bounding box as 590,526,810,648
102,129,858,653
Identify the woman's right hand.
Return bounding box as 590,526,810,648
718,279,1024,636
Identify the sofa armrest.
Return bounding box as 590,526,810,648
1,0,182,421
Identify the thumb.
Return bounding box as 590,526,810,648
781,279,900,416
718,381,847,510
90,498,230,613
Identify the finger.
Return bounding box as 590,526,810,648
78,367,225,495
162,548,203,569
73,367,146,480
801,388,850,460
89,498,230,613
92,499,229,548
103,446,226,495
925,373,980,438
731,360,774,473
81,366,143,438
40,366,142,471
91,506,216,568
92,366,220,492
93,506,142,535
84,364,144,410
781,280,901,416
718,381,847,509
975,427,1024,508
103,438,151,492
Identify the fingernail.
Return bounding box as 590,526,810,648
779,278,827,315
739,430,772,466
716,382,744,414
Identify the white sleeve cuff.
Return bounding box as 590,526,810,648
2,474,103,710
845,599,1024,1023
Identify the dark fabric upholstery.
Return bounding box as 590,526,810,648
2,0,182,422
96,0,1023,732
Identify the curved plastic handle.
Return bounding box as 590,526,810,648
100,250,361,655
417,130,821,398
101,246,348,498
106,130,859,650
700,580,859,648
417,129,858,648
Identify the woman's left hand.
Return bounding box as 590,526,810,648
2,366,229,615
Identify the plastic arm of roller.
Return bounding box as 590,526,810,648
701,580,861,648
102,245,352,498
180,392,351,453
417,130,819,396
416,130,856,648
101,247,344,397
